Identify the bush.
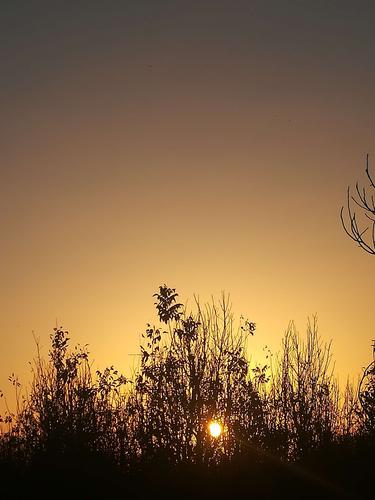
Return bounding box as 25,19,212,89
0,285,373,498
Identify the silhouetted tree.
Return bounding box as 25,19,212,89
341,154,375,255
128,285,263,466
339,155,375,437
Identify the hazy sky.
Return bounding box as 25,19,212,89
1,1,374,394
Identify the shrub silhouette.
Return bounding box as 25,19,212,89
264,318,339,460
0,285,373,498
358,341,375,432
127,285,264,466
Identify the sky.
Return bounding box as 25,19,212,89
0,1,374,399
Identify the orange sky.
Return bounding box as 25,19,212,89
0,2,374,398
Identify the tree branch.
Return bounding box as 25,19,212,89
340,155,375,255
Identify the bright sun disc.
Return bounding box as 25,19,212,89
208,420,222,438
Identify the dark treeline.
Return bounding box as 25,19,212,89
0,285,374,499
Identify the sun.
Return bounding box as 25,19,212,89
208,420,222,438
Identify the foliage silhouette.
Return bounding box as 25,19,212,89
0,285,373,499
264,318,338,459
358,340,375,432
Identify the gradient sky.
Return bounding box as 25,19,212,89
1,1,374,396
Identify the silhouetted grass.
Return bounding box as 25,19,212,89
0,285,373,498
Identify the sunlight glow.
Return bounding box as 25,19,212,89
208,420,222,438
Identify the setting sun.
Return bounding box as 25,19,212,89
208,420,223,438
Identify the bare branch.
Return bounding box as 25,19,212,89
341,155,375,255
